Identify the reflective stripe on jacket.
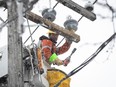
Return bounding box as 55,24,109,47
41,39,71,63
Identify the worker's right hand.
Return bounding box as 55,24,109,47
63,58,70,66
53,58,64,66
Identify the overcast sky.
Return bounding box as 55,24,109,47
0,0,116,87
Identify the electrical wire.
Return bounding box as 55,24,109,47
0,16,5,23
24,24,40,44
48,0,59,9
54,32,116,87
77,16,83,22
93,0,98,4
68,33,116,77
0,17,16,29
25,16,35,47
56,0,98,47
24,23,49,44
56,37,65,47
25,14,44,85
25,15,36,83
52,1,59,9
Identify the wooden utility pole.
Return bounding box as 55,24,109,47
7,0,24,87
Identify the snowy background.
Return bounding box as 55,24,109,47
0,0,116,87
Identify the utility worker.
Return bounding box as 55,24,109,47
37,30,72,74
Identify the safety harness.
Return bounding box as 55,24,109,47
39,35,58,63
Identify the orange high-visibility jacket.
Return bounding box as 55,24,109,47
39,35,72,64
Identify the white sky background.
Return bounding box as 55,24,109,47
0,0,116,87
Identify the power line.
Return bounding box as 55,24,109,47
52,1,59,9
24,24,40,44
54,32,116,87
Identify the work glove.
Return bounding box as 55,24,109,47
53,58,64,66
63,56,71,66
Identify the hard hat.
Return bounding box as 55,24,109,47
47,30,56,34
